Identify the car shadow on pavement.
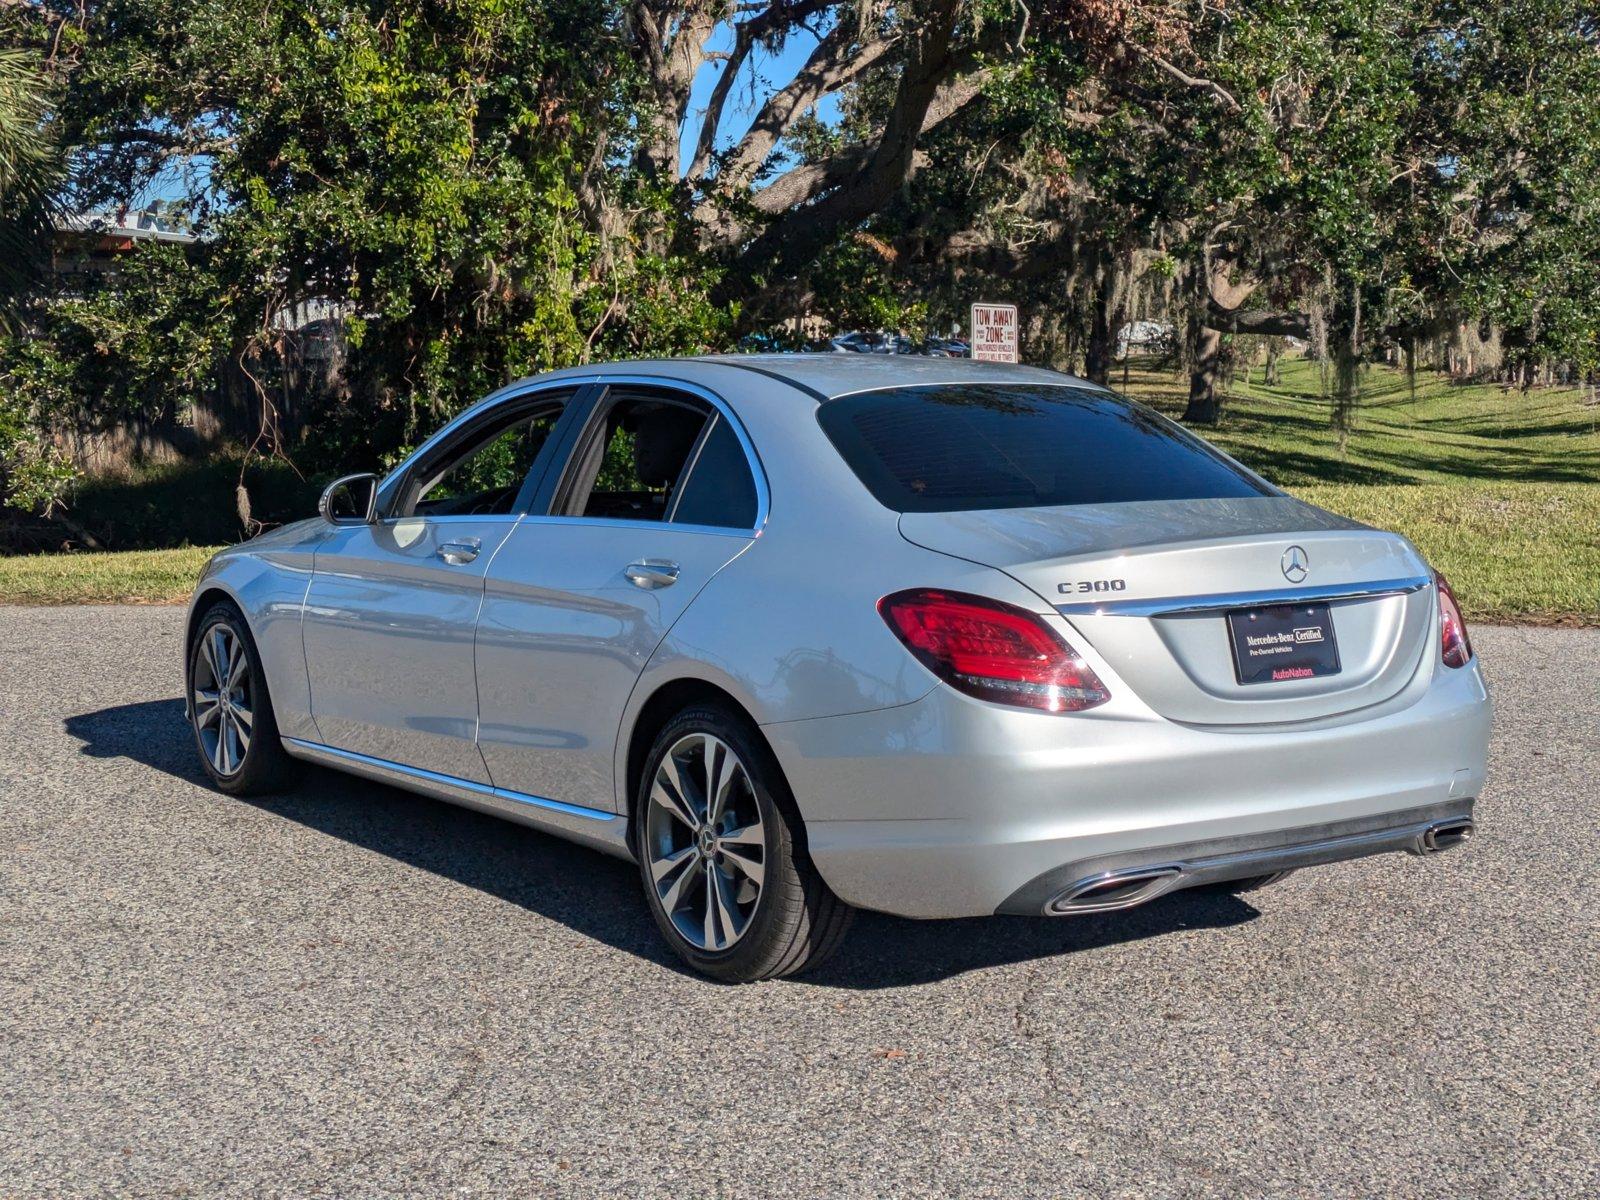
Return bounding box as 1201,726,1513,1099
66,698,1262,989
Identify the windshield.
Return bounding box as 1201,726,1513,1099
816,383,1273,514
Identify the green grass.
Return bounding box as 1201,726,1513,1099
1123,356,1600,624
0,545,221,605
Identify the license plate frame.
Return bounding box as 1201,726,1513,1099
1226,602,1342,686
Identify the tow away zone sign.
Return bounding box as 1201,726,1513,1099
970,303,1019,362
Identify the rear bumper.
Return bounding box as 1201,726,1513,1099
1000,800,1474,916
762,657,1491,918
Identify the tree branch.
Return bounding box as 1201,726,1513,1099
714,14,898,190
686,0,836,182
1204,304,1310,339
716,0,965,297
1131,46,1242,113
630,0,722,179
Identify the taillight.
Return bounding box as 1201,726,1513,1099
1436,571,1472,668
878,589,1110,713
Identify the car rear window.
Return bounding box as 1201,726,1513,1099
816,384,1272,513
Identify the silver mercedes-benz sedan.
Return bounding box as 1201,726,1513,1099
184,356,1490,981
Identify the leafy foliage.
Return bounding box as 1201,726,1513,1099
2,0,1598,527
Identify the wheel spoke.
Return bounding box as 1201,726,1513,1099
231,710,251,754
230,701,253,734
705,866,737,949
719,843,764,889
651,844,696,884
198,629,221,686
209,628,231,689
705,737,739,826
193,688,222,728
719,822,763,847
225,641,248,690
703,867,723,949
650,778,698,832
658,850,701,914
214,717,233,774
659,752,703,822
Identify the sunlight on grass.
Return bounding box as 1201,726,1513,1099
1118,357,1600,623
0,546,220,605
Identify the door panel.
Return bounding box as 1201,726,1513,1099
303,516,518,781
475,522,752,809
301,382,585,780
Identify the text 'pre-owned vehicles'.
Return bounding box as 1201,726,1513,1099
185,356,1490,981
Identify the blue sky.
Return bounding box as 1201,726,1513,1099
678,20,843,177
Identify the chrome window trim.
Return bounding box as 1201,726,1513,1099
540,373,771,533
514,514,755,539
375,375,601,516
371,512,523,527
1055,575,1431,618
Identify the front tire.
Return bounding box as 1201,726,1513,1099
188,602,297,796
635,705,853,982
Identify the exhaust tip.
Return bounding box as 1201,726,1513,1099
1047,865,1184,915
1418,818,1475,854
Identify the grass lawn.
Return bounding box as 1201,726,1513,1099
1123,356,1600,625
1,356,1595,621
0,545,221,606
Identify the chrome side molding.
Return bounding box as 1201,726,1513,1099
281,737,632,859
1055,575,1431,618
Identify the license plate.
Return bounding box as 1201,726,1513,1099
1226,602,1342,685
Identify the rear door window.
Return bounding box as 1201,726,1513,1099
554,392,710,522
672,416,759,529
817,384,1271,513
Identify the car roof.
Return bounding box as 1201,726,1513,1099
521,353,1095,403
688,353,1091,401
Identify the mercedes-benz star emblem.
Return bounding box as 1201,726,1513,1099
1281,545,1310,584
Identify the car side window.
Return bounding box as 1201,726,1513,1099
559,394,711,523
671,415,759,529
402,396,568,518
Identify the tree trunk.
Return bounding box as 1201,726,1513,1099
1084,258,1125,386
1264,340,1281,386
1183,325,1224,424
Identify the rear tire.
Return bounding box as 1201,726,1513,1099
634,704,853,983
188,602,298,796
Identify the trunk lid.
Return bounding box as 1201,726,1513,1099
900,497,1435,725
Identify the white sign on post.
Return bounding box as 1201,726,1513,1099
969,303,1019,362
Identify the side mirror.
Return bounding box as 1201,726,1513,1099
319,473,379,525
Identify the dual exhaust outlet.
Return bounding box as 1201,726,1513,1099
1046,816,1476,916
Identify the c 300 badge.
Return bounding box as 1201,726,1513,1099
1058,578,1127,595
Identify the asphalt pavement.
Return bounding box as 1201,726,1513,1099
1,607,1596,1198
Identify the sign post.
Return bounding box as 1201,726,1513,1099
969,303,1019,363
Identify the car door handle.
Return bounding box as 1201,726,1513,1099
437,538,482,565
625,560,680,589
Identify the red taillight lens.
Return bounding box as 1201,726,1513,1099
1436,571,1472,668
878,589,1110,713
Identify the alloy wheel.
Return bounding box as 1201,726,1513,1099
193,623,253,777
644,732,767,952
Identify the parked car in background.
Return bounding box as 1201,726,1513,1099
829,330,894,353
920,336,970,357
184,356,1489,982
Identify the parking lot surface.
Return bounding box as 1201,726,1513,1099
1,607,1596,1197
